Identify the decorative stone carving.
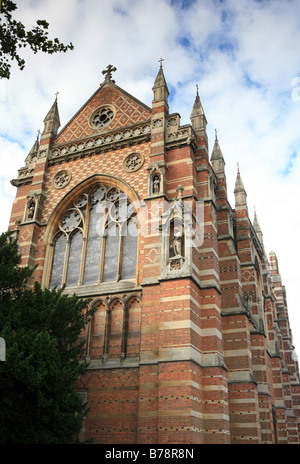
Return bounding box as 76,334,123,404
169,257,183,270
18,167,34,178
49,123,151,163
165,125,197,152
123,153,144,172
53,170,71,189
167,116,178,127
152,118,163,128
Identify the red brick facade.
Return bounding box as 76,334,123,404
9,65,300,444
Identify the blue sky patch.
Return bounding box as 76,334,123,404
3,135,28,151
218,40,236,54
168,85,177,105
281,151,298,176
243,73,262,90
178,36,191,48
170,0,197,10
113,5,128,16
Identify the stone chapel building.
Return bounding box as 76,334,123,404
8,64,300,444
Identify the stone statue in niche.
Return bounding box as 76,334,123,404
169,227,184,271
27,200,36,220
172,232,183,256
152,174,160,195
170,226,184,257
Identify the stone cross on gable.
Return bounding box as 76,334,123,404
102,64,117,83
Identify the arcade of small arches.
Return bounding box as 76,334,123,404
83,295,142,362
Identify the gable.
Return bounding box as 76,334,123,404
54,83,151,145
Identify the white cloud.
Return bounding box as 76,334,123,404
1,0,300,354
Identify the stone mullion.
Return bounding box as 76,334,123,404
117,230,123,282
78,202,90,286
85,311,94,359
98,209,108,284
103,309,111,359
121,305,128,359
62,236,70,286
46,243,55,288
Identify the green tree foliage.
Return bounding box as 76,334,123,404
0,232,93,444
0,0,74,79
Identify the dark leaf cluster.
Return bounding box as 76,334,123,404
0,0,74,79
0,232,94,444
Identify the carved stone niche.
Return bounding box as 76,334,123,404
147,162,165,197
159,194,193,279
24,195,38,222
209,173,218,203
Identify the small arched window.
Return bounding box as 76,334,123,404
48,183,138,289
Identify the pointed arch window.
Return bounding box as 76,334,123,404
48,183,138,289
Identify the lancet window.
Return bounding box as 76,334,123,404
48,183,138,289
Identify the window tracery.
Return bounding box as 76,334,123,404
123,152,144,172
48,182,138,289
53,170,71,189
90,106,115,129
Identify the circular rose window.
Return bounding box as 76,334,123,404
90,106,115,129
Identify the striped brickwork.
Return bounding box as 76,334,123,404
8,67,300,444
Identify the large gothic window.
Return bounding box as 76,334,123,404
48,183,138,289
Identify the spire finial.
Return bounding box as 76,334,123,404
215,128,218,140
55,91,59,101
37,129,41,141
237,162,240,174
196,84,199,96
158,58,164,69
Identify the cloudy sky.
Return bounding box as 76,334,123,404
1,0,300,354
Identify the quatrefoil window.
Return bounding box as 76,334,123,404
90,106,115,129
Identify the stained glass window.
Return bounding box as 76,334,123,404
102,222,120,282
121,218,138,279
48,183,138,289
49,233,67,289
66,230,83,287
83,207,104,285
